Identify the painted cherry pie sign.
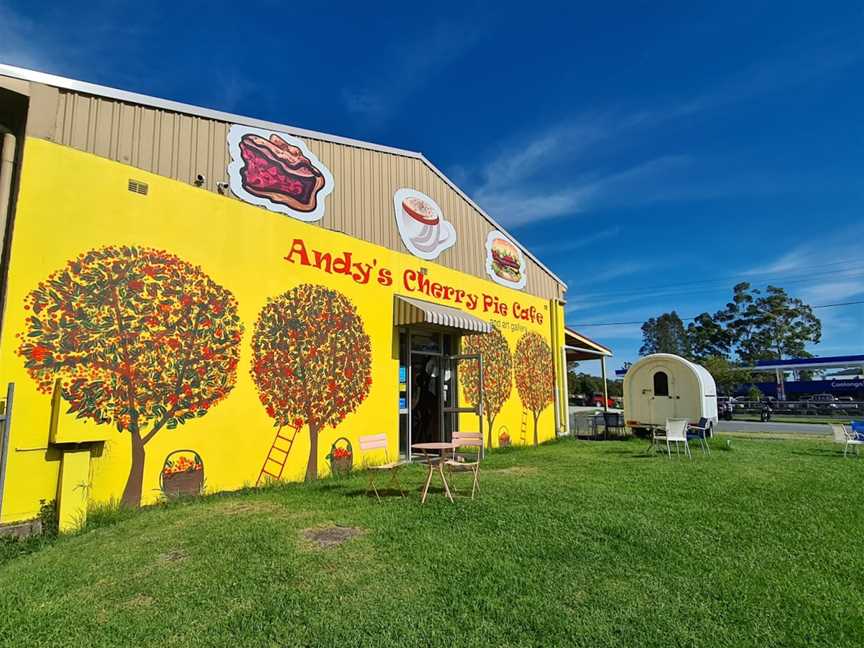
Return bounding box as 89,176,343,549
227,125,334,222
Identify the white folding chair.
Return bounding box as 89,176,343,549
664,419,692,460
444,432,483,499
830,424,863,458
359,434,406,501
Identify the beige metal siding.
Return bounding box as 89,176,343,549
37,86,562,299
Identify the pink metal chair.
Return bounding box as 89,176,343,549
444,432,483,499
359,434,406,501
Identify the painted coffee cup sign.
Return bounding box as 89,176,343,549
393,188,457,260
228,124,334,222
485,230,527,290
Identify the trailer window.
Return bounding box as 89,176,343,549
653,371,669,396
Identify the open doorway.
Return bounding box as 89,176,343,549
398,328,483,459
408,331,453,447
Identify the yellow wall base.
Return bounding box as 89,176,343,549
57,447,91,533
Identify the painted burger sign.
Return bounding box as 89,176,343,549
228,125,334,221
485,230,526,290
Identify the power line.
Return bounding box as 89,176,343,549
571,269,864,305
569,263,864,301
569,256,864,298
571,299,864,327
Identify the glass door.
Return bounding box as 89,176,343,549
400,329,473,460
443,352,484,457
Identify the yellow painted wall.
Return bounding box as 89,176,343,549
0,139,565,522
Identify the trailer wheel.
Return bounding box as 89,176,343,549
631,427,651,439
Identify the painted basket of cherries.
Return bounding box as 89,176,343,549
326,437,354,477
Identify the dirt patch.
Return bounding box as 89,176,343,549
302,525,363,548
490,466,539,476
156,549,188,563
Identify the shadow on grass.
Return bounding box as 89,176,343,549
790,448,856,458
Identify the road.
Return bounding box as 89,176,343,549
715,420,830,435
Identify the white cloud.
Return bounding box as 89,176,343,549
530,226,621,255
462,34,864,229
800,280,864,305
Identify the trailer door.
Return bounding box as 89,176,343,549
648,364,677,424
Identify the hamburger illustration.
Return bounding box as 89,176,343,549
489,237,523,283
237,133,326,212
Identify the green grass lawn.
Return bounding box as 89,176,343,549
1,436,863,647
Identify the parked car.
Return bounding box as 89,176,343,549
808,393,838,409
731,396,749,410
810,393,836,402
592,394,616,408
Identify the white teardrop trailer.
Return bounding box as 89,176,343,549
623,354,718,436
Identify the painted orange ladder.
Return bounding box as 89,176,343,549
520,409,528,446
256,423,301,486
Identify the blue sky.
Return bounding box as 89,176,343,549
2,1,863,373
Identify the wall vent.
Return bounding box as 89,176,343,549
128,179,149,195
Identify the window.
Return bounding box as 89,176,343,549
653,371,669,397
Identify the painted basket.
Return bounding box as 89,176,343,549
498,426,512,448
327,437,354,477
160,450,204,498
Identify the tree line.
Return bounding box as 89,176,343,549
639,283,822,393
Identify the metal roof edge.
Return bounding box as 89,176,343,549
0,64,416,158
753,354,864,368
0,63,567,291
563,326,612,355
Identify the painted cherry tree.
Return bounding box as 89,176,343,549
514,332,554,447
251,284,372,481
17,246,243,507
461,326,512,448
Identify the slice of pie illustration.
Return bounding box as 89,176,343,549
238,133,327,213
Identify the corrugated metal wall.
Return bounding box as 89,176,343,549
40,87,562,300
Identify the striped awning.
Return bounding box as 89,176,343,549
394,295,492,333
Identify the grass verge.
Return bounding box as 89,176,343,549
1,436,862,647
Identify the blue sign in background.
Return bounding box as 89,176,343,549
741,380,864,396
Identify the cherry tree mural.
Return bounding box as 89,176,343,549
461,326,512,448
514,332,554,447
251,284,372,481
17,246,243,507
